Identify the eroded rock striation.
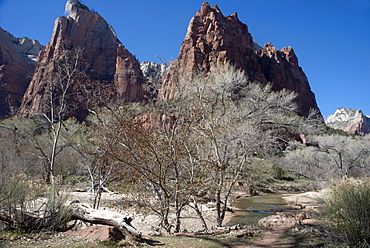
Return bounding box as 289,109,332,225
19,1,147,118
325,108,370,135
0,27,43,119
161,2,321,117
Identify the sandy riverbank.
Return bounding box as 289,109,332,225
282,191,324,211
67,191,233,235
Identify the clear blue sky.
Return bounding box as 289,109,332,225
0,0,369,118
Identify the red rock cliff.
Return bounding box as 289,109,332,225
19,1,147,118
257,43,320,117
0,27,42,119
161,2,266,100
161,2,321,118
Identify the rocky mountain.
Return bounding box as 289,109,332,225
325,108,370,136
19,0,147,119
10,1,322,120
161,2,321,117
0,27,43,119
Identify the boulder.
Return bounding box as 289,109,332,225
258,213,305,230
65,226,124,242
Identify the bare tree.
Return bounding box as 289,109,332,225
96,104,207,233
284,134,370,179
319,135,369,178
96,64,313,231
34,44,87,184
80,156,114,209
182,65,306,226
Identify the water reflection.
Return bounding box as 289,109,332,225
227,194,297,226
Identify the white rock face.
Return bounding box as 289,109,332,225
140,61,168,83
1,28,44,65
325,108,370,135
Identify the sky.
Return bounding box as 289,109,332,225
0,0,369,118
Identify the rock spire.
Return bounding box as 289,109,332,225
19,1,147,119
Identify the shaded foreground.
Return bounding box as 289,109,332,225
0,219,340,248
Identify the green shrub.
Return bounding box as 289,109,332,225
322,177,370,247
272,164,286,180
63,175,87,184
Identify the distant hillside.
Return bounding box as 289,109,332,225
0,27,44,118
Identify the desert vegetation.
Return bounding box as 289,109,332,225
321,178,370,247
0,55,369,247
283,134,370,179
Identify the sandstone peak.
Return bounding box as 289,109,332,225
161,2,321,118
162,2,266,100
0,28,44,66
257,43,298,68
256,42,318,116
65,0,89,14
325,108,370,135
199,2,222,15
19,1,147,119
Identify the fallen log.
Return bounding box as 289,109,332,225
69,201,141,240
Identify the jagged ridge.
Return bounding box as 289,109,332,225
161,2,321,117
2,1,323,120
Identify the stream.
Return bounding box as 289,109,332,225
227,194,298,226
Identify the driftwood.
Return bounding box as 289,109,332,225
70,201,141,239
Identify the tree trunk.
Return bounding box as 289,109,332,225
70,202,141,240
190,198,208,230
175,209,181,233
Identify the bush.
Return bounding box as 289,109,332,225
0,175,71,232
272,164,286,180
322,177,370,247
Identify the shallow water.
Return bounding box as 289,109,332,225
227,194,296,226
